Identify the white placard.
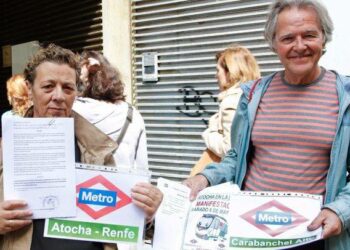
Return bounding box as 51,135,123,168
44,163,150,246
154,178,323,250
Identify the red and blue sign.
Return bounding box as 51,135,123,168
78,188,117,207
76,175,132,220
240,200,307,237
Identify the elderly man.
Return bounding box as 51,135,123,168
184,0,350,249
0,44,162,250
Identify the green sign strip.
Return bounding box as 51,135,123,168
47,219,139,243
230,236,317,248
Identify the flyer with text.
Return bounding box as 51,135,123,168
155,178,323,250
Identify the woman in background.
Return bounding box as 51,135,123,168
74,51,148,171
2,74,31,117
74,51,154,250
202,45,260,158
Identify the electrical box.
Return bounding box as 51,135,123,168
142,52,158,82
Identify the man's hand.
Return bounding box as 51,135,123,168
0,200,32,234
131,182,163,223
307,208,342,239
183,175,209,201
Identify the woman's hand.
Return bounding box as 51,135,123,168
0,200,32,234
131,183,163,223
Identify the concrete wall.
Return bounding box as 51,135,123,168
102,0,132,102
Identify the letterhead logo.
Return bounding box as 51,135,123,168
240,200,307,237
76,175,132,219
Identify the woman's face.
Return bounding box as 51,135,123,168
216,61,228,91
273,7,324,83
28,61,77,117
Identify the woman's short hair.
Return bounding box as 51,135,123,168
6,74,31,116
80,50,125,102
216,44,260,90
264,0,334,51
24,43,80,85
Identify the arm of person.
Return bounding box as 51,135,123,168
134,111,148,170
202,105,237,157
307,159,350,238
202,113,225,157
307,179,350,239
183,149,238,200
183,94,247,200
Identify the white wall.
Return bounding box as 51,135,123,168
319,1,350,76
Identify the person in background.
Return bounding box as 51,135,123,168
73,51,152,250
73,50,148,170
202,45,260,158
2,74,31,118
184,0,350,249
0,44,162,250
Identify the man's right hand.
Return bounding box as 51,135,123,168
0,200,32,234
183,175,209,201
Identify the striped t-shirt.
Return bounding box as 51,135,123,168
243,69,338,195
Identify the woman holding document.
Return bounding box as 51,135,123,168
0,44,162,250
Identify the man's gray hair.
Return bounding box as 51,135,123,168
264,0,334,51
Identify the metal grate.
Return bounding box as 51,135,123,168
131,0,282,182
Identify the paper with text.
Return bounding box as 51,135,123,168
2,117,76,219
154,178,323,250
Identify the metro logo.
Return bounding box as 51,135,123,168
76,175,132,220
78,188,117,207
256,211,292,225
241,200,307,237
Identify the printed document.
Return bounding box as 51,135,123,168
2,117,76,219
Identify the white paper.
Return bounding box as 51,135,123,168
183,191,322,250
154,178,323,250
44,163,150,246
2,116,76,219
153,178,192,250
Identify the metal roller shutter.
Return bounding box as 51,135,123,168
131,0,283,182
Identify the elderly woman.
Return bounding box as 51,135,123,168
184,0,350,249
0,44,162,250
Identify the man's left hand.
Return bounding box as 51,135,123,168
307,208,342,239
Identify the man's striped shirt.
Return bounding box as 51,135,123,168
244,69,338,195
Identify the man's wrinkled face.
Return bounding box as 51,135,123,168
273,7,324,82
